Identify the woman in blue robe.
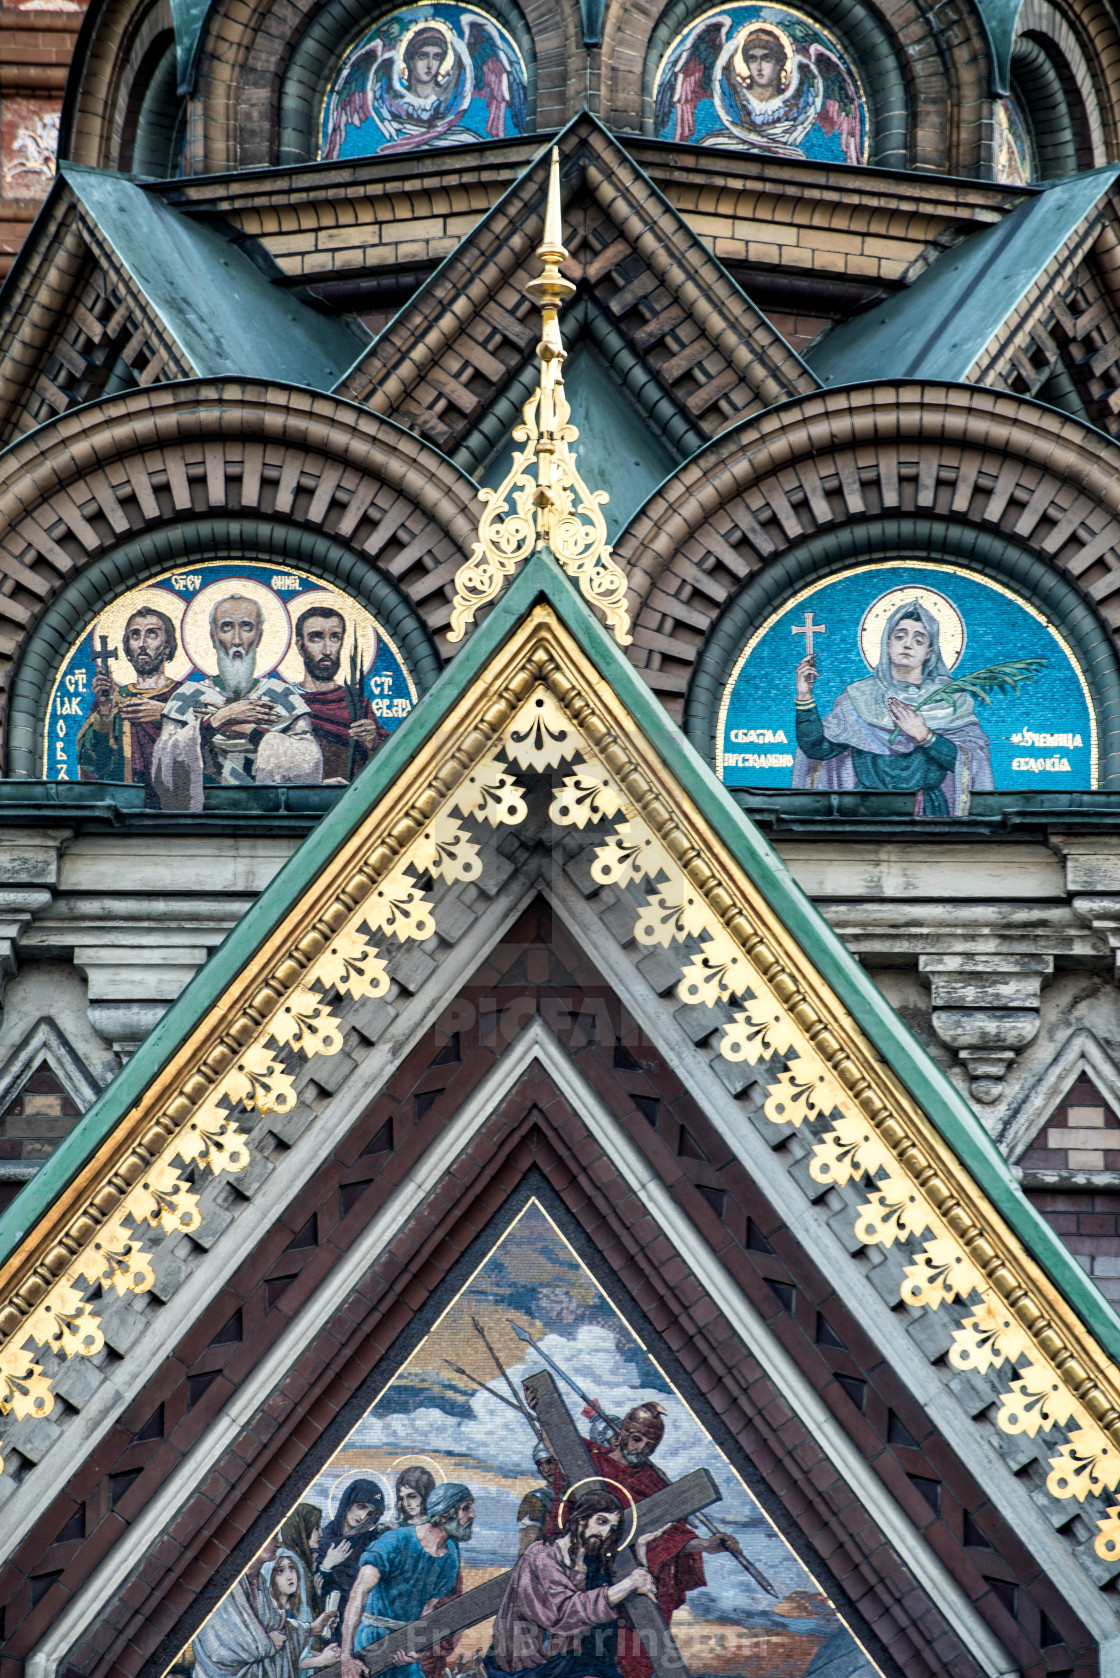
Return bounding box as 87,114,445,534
792,598,993,816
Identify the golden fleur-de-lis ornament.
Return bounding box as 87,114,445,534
448,147,632,646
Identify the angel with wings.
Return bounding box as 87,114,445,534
321,6,527,160
655,6,866,165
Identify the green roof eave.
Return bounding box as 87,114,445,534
3,552,1118,1366
808,165,1120,387
60,164,362,390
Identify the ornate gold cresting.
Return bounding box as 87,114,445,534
448,148,632,646
8,602,1120,1568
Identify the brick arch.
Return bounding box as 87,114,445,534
598,0,989,172
1014,0,1120,166
0,379,480,770
193,0,573,173
59,0,171,166
616,382,1120,720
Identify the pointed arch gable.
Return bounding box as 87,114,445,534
3,558,1120,1678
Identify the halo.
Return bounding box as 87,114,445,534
389,1453,446,1485
278,588,381,685
181,577,291,677
88,586,192,684
556,1476,639,1550
733,21,796,91
396,17,456,85
325,1466,392,1524
858,586,965,672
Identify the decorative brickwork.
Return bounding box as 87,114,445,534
0,905,1091,1678
0,381,479,762
334,122,815,458
620,383,1120,717
1024,1076,1120,1311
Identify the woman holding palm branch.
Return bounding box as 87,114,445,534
792,598,996,816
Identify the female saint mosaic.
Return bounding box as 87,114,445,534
654,3,867,163
792,595,995,815
320,5,527,159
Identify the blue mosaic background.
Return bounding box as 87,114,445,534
720,565,1095,791
45,562,414,783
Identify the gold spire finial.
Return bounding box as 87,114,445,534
448,147,632,646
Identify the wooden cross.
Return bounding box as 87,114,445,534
791,611,826,657
329,1372,722,1678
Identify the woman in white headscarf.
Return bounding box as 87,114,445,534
792,598,993,815
192,1553,337,1678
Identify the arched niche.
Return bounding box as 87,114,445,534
641,0,904,165
118,28,188,174
277,0,537,166
682,520,1120,803
12,519,439,797
1008,0,1112,175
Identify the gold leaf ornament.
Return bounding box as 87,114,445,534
504,687,580,771
315,922,392,999
549,765,624,829
447,149,631,647
452,760,528,828
413,817,484,884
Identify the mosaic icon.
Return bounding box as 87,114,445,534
654,3,868,164
167,1202,880,1678
46,561,416,809
320,4,528,160
718,563,1096,811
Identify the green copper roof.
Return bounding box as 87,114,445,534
975,0,1021,92
2,543,1119,1359
808,165,1120,386
62,165,363,390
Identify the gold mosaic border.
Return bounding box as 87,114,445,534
3,605,1120,1559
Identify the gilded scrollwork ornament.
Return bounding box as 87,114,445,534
448,148,632,647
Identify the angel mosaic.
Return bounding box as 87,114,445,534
320,3,528,160
654,3,868,164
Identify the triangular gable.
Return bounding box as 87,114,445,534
333,117,817,460
809,166,1120,404
4,556,1120,1673
6,553,1120,1469
0,166,364,446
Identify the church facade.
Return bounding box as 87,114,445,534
3,0,1120,1674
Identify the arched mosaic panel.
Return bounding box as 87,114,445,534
653,2,868,164
319,4,528,159
717,562,1097,815
45,561,416,810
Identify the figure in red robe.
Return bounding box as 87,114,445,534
294,605,389,783
542,1403,741,1678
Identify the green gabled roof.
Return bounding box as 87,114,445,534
809,165,1120,386
3,550,1119,1363
62,164,362,390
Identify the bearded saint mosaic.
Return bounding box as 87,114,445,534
717,564,1096,814
319,4,528,160
46,562,415,810
653,3,867,164
165,1201,880,1678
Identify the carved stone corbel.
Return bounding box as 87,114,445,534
920,952,1052,1102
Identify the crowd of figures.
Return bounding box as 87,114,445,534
181,1401,743,1678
